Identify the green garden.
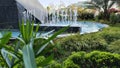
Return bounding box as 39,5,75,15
0,0,120,68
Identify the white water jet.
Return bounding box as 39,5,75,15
45,7,78,25
65,9,68,22
73,7,78,23
56,10,60,23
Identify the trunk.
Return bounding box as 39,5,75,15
103,9,109,20
103,0,109,20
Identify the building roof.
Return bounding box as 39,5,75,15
16,0,48,23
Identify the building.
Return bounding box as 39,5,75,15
0,0,19,29
0,0,47,29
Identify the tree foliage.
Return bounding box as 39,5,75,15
90,0,118,19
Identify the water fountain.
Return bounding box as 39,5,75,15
73,7,78,23
21,0,78,24
56,10,60,23
0,0,108,38
69,8,73,22
48,7,78,24
21,2,108,34
39,6,81,33
22,10,36,23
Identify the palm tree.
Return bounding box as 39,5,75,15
90,0,117,19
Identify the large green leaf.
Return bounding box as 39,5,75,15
15,37,26,45
36,26,69,56
34,23,39,38
41,26,69,46
19,20,39,44
22,42,37,68
0,32,11,46
1,48,18,68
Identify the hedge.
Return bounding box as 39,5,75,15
64,51,120,68
107,39,120,54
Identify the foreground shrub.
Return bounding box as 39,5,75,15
64,51,120,68
36,56,62,68
107,39,120,54
48,61,62,68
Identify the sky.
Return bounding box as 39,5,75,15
38,0,88,8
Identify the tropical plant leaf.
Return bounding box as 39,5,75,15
38,30,55,37
41,26,69,46
34,23,39,38
108,1,115,9
0,32,11,45
22,42,37,68
15,37,26,45
36,43,49,55
19,20,39,44
36,26,69,56
1,48,18,68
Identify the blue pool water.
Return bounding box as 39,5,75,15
10,21,108,37
78,22,108,34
